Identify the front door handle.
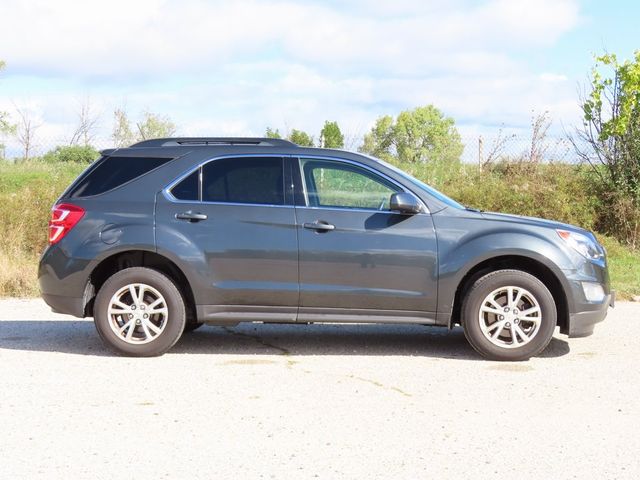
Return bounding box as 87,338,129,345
303,221,335,232
176,211,208,222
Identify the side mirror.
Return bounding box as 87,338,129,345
389,192,422,214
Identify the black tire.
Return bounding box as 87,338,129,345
94,267,186,356
183,320,204,333
461,269,557,361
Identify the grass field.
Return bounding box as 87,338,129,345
0,161,86,297
0,159,638,300
599,236,640,300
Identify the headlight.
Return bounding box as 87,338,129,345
557,229,603,260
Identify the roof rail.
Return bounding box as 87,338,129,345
129,137,298,148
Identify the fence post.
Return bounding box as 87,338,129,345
478,136,484,169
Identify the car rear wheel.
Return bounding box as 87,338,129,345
183,320,204,333
461,269,557,361
94,267,186,356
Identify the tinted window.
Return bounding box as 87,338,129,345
202,157,284,205
301,158,399,209
68,156,173,198
171,170,199,201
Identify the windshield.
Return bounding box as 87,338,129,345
372,157,465,210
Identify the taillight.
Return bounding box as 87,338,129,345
49,203,85,245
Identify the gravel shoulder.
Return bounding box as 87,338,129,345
1,299,638,479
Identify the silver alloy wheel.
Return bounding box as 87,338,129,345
107,283,168,345
478,286,542,349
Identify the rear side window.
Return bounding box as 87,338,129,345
202,157,284,205
68,156,173,198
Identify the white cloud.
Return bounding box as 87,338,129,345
540,73,569,83
0,0,579,77
0,0,583,154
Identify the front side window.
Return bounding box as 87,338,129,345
301,158,400,210
202,157,284,205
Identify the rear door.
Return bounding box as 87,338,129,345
155,156,299,321
293,157,438,321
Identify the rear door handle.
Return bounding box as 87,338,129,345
176,211,208,222
303,221,335,232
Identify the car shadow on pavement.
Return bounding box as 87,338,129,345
0,320,570,360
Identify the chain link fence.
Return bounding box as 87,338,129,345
464,133,579,165
0,132,583,164
0,135,113,160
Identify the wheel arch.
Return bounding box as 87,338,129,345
449,255,570,334
84,250,196,321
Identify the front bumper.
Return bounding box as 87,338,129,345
567,291,615,337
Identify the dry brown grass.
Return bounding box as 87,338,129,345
0,248,40,297
0,159,637,300
0,160,84,297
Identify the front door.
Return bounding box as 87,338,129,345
294,157,438,321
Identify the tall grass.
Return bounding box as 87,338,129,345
599,236,640,299
0,160,85,194
0,161,85,296
406,161,600,231
0,158,637,299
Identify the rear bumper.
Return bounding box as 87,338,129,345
39,245,93,318
567,291,614,337
41,293,85,318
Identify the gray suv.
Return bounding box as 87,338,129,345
38,137,613,360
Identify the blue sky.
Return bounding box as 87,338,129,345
0,0,638,153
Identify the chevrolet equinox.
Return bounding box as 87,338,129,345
38,137,613,360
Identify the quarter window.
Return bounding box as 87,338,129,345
171,170,199,201
68,156,174,198
301,158,400,210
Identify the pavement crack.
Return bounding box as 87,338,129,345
221,327,290,355
348,374,412,397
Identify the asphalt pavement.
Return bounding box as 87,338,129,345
0,299,638,479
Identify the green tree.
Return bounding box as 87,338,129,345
136,111,177,140
572,51,640,246
112,108,135,147
288,129,314,147
319,120,344,148
395,106,463,164
42,145,98,164
361,105,463,165
265,127,282,139
0,61,16,139
112,109,177,147
360,115,395,162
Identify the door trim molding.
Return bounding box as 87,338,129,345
197,305,297,324
298,306,437,325
196,304,439,326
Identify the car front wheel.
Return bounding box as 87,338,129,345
93,267,186,356
461,269,557,361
